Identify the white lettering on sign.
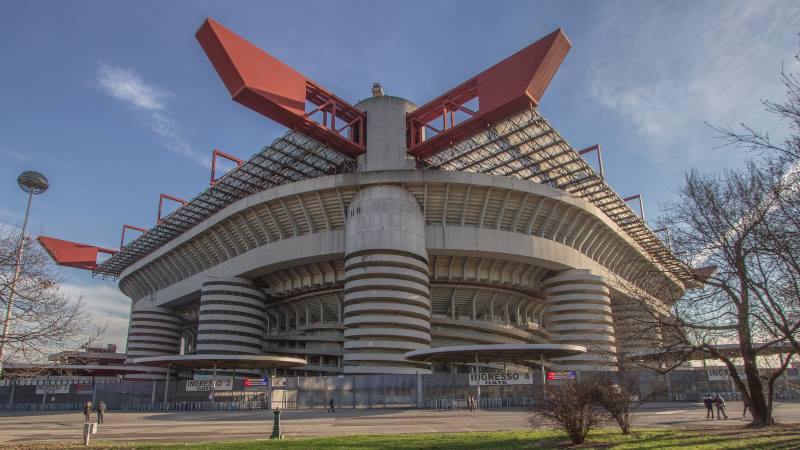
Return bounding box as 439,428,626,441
707,367,748,381
185,378,233,392
468,372,534,386
35,384,70,394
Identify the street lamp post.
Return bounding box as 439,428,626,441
0,171,49,377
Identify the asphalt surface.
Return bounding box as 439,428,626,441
0,401,798,445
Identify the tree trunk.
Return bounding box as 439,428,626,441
621,415,631,435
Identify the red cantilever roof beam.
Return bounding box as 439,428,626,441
408,29,572,159
196,18,365,157
38,236,117,271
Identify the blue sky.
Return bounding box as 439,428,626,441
2,0,799,350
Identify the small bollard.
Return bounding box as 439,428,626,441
82,422,97,445
270,408,283,439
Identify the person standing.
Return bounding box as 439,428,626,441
742,400,749,418
96,400,106,424
703,394,714,420
83,401,92,423
328,398,335,413
468,395,475,412
714,394,728,420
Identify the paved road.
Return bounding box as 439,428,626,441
0,401,798,445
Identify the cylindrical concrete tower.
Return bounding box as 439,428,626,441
125,297,183,362
196,277,267,355
343,93,431,374
543,269,618,371
343,185,432,373
355,95,417,172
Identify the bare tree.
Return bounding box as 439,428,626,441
607,40,800,426
591,372,667,435
709,50,800,359
0,227,100,372
622,163,797,427
529,378,605,445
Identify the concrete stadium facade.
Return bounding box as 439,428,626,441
115,94,689,377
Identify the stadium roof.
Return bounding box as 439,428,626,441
95,110,695,286
93,131,354,278
421,108,696,286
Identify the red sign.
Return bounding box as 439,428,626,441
547,371,576,380
244,377,268,387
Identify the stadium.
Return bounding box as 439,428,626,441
40,17,695,379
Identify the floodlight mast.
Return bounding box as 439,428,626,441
0,171,49,377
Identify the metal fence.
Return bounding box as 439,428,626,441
1,371,798,412
0,373,546,412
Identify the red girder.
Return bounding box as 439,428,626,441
578,145,605,180
623,194,646,221
120,224,147,250
196,18,365,157
157,194,188,223
38,236,116,271
210,149,243,186
407,29,571,159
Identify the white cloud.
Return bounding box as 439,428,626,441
60,282,132,352
1,149,32,162
0,210,21,220
586,1,800,165
96,63,165,111
95,63,210,167
152,111,212,166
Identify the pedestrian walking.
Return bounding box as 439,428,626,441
96,400,106,424
713,394,728,420
703,394,714,420
742,400,749,418
83,401,92,423
328,398,335,413
469,395,475,412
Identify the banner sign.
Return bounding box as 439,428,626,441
547,371,576,381
244,377,269,387
244,377,269,391
469,372,534,386
35,384,70,394
186,378,233,392
707,368,747,381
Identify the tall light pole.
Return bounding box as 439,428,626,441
0,171,49,377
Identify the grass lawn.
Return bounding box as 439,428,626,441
7,426,800,450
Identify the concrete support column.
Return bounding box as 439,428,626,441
343,185,432,374
543,269,617,371
196,277,266,355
